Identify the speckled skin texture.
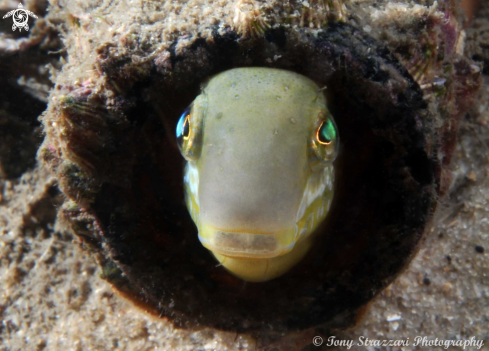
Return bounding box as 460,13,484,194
0,0,487,350
184,68,337,282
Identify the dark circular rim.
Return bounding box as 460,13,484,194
58,23,438,333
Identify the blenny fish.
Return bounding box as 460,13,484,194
177,68,339,281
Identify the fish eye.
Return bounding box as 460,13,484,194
311,113,339,165
175,96,206,161
176,107,191,149
316,118,336,145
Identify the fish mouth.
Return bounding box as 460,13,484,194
198,225,297,259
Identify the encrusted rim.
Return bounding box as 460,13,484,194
40,22,480,334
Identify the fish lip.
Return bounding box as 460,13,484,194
198,227,296,259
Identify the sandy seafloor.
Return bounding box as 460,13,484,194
0,0,489,350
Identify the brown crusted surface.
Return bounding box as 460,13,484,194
466,0,489,74
0,0,487,349
40,16,444,336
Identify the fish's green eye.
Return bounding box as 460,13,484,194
311,113,339,165
317,119,336,145
176,107,191,149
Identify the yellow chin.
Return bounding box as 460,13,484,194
211,235,313,282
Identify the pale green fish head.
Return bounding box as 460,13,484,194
176,67,339,280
